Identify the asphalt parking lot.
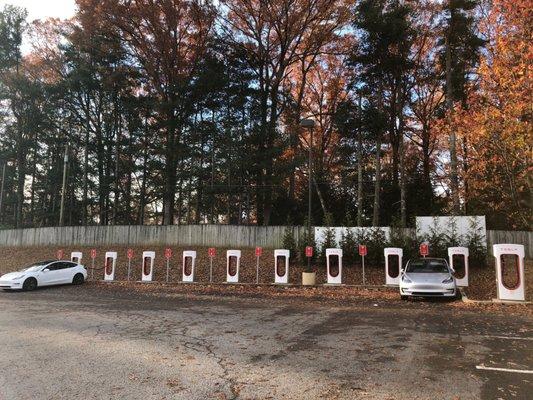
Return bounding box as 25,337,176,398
0,283,531,400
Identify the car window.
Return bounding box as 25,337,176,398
406,259,449,273
46,262,73,271
45,263,59,271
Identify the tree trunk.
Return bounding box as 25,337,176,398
29,143,37,226
462,135,469,214
262,85,279,226
422,124,433,213
372,92,383,227
14,109,25,228
399,124,406,227
372,130,381,227
195,118,205,224
356,94,363,227
113,97,121,225
82,109,90,225
138,133,147,225
163,115,177,225
312,175,327,217
446,34,460,214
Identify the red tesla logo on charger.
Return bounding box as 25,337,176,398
358,245,367,256
90,249,97,259
305,246,313,257
208,248,216,257
255,247,263,257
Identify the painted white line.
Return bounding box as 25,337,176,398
483,335,533,341
476,365,533,374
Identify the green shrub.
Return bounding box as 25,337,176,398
319,212,337,267
425,217,448,258
340,228,357,265
464,217,487,267
282,225,298,264
366,227,387,266
389,226,419,263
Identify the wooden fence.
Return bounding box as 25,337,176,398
0,225,531,258
0,225,308,249
486,230,533,258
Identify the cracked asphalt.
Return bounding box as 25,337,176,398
0,283,532,400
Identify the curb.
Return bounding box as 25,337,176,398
459,288,492,304
90,280,394,290
460,288,531,305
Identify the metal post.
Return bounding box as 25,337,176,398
209,257,213,283
91,257,95,280
362,255,365,286
127,259,131,281
166,259,170,283
256,256,260,284
59,144,69,227
300,119,315,273
307,127,313,271
0,161,6,222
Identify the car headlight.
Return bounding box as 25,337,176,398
442,276,454,284
13,275,26,280
402,275,412,283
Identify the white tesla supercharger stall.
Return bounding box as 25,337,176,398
104,251,117,281
448,247,469,287
384,247,403,286
226,250,241,283
182,250,196,283
326,248,343,285
493,244,525,302
274,249,290,284
142,251,155,282
71,251,83,264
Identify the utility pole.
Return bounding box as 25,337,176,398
300,118,315,271
59,144,69,227
308,126,313,239
0,161,6,223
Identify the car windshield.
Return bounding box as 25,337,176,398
406,259,449,273
21,261,54,272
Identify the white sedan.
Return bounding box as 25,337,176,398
0,260,87,291
399,257,457,299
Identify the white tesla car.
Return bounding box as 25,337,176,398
400,257,457,299
0,260,87,291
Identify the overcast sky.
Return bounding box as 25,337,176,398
0,0,76,21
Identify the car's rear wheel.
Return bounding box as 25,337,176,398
400,295,408,301
22,277,38,291
73,273,85,285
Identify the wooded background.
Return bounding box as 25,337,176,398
0,0,530,231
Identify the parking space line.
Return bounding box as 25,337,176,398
476,365,533,374
483,335,533,341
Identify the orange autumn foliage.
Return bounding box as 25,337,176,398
456,0,532,229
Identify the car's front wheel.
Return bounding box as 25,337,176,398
72,273,85,285
400,295,408,301
22,277,38,291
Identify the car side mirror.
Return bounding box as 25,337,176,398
42,268,49,272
